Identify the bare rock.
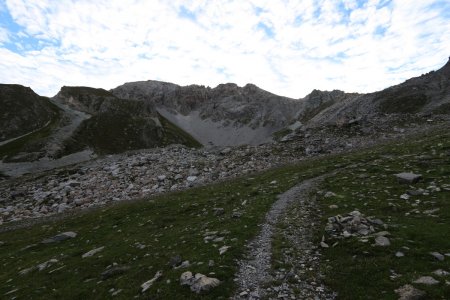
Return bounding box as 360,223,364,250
375,236,390,247
395,173,422,184
414,276,439,285
141,270,163,292
395,284,426,300
180,271,220,293
82,246,105,258
41,231,77,243
101,266,130,280
430,252,445,261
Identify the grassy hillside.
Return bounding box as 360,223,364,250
0,84,58,142
0,127,449,299
61,106,200,155
0,99,61,161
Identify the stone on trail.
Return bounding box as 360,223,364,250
395,284,426,300
41,232,77,244
395,173,422,184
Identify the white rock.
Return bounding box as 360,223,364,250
37,258,59,271
187,176,197,182
191,274,220,293
414,276,439,285
433,269,450,276
374,236,390,247
430,252,445,261
180,271,193,285
395,284,426,300
82,246,105,258
219,245,230,255
395,173,422,184
141,270,163,292
324,191,336,198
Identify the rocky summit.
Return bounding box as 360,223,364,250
0,58,450,299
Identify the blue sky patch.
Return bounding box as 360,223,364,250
257,22,274,38
178,5,197,21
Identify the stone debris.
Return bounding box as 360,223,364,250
41,232,77,243
413,276,439,285
180,271,220,293
1,117,438,225
141,270,163,292
82,246,105,258
324,210,385,240
395,284,426,300
395,173,422,184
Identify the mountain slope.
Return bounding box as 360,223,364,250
112,82,303,146
0,84,58,142
54,87,200,155
308,58,450,126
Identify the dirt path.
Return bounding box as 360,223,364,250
233,175,335,299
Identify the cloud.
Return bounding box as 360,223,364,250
0,0,449,98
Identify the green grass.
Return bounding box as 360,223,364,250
377,88,429,114
61,105,201,156
0,151,335,299
318,130,450,299
1,127,449,299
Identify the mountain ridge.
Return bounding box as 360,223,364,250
1,57,449,163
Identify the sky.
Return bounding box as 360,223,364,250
0,0,449,98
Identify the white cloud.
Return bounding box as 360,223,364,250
0,0,449,98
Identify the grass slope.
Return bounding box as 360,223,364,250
62,109,201,156
318,131,450,299
0,128,449,299
0,100,61,161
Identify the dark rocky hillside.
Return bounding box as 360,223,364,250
0,84,58,142
54,87,201,155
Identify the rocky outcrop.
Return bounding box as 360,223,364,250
112,81,303,146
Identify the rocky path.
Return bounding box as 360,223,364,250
233,175,335,299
